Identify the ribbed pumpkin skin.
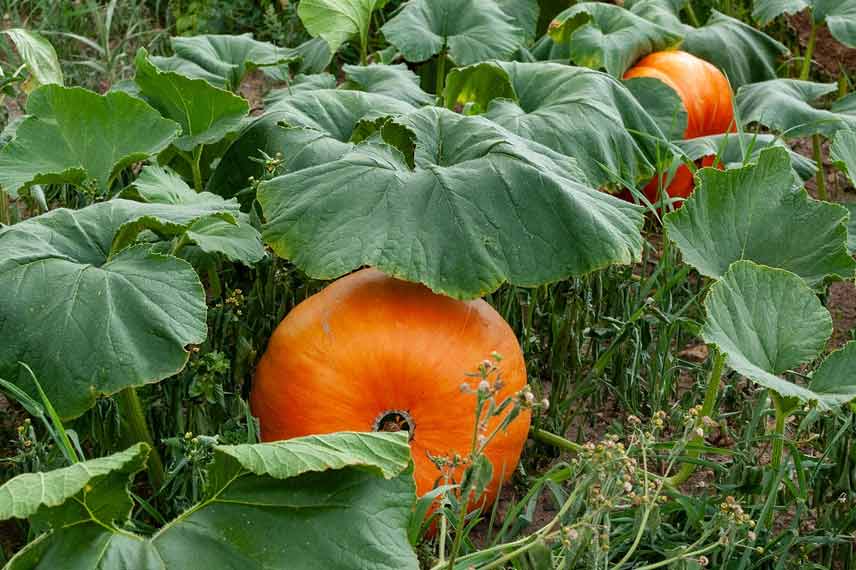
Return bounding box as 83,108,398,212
251,268,530,507
624,50,734,139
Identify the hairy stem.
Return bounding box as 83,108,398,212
800,19,817,80
435,48,447,104
116,387,165,489
667,349,725,487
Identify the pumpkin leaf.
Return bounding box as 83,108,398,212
829,130,856,253
258,106,644,300
736,79,856,139
342,63,434,106
754,0,856,48
0,443,149,521
2,29,63,90
208,89,415,199
622,76,688,142
131,165,265,265
134,49,249,153
0,199,241,419
262,37,334,81
496,0,540,42
547,2,683,77
380,0,525,66
4,433,418,570
444,61,665,187
264,73,338,106
297,0,389,55
664,147,855,287
809,342,856,407
152,34,299,91
680,10,789,88
675,132,817,181
0,85,180,198
701,261,840,408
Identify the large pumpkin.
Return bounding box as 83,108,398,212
251,268,530,507
624,50,733,139
624,50,733,203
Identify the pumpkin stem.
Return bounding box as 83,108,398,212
373,409,414,440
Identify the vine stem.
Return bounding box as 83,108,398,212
435,47,447,105
191,146,204,193
800,19,817,81
812,134,828,201
0,189,10,226
116,387,165,489
684,3,701,27
667,349,725,487
770,392,788,472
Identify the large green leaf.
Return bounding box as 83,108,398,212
830,129,856,253
2,29,63,89
258,106,644,299
208,89,415,199
0,444,148,521
736,79,856,138
131,165,265,265
261,37,334,81
675,133,817,181
0,85,179,198
701,261,840,407
622,76,688,141
497,0,540,42
681,10,788,88
444,61,665,187
4,433,417,570
664,147,855,287
298,0,389,54
134,49,249,152
0,200,238,418
547,2,682,77
342,63,434,106
754,0,856,48
152,34,299,91
380,0,525,65
809,342,856,406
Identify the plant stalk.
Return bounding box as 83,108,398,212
770,392,788,472
530,426,584,453
435,48,447,104
812,134,828,201
116,387,165,489
800,19,817,80
0,189,10,226
666,349,725,487
684,3,701,27
191,146,204,193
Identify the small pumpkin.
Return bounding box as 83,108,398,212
251,268,530,507
623,51,733,204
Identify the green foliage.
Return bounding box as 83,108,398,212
1,433,417,570
702,261,856,409
664,148,855,287
2,3,856,568
0,85,180,198
258,106,645,299
381,0,526,65
445,61,666,187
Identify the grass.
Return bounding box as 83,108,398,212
0,1,855,568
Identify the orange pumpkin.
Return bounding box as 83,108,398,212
251,268,530,508
621,155,719,206
624,50,734,139
623,51,733,204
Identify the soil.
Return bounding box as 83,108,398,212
788,13,856,80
